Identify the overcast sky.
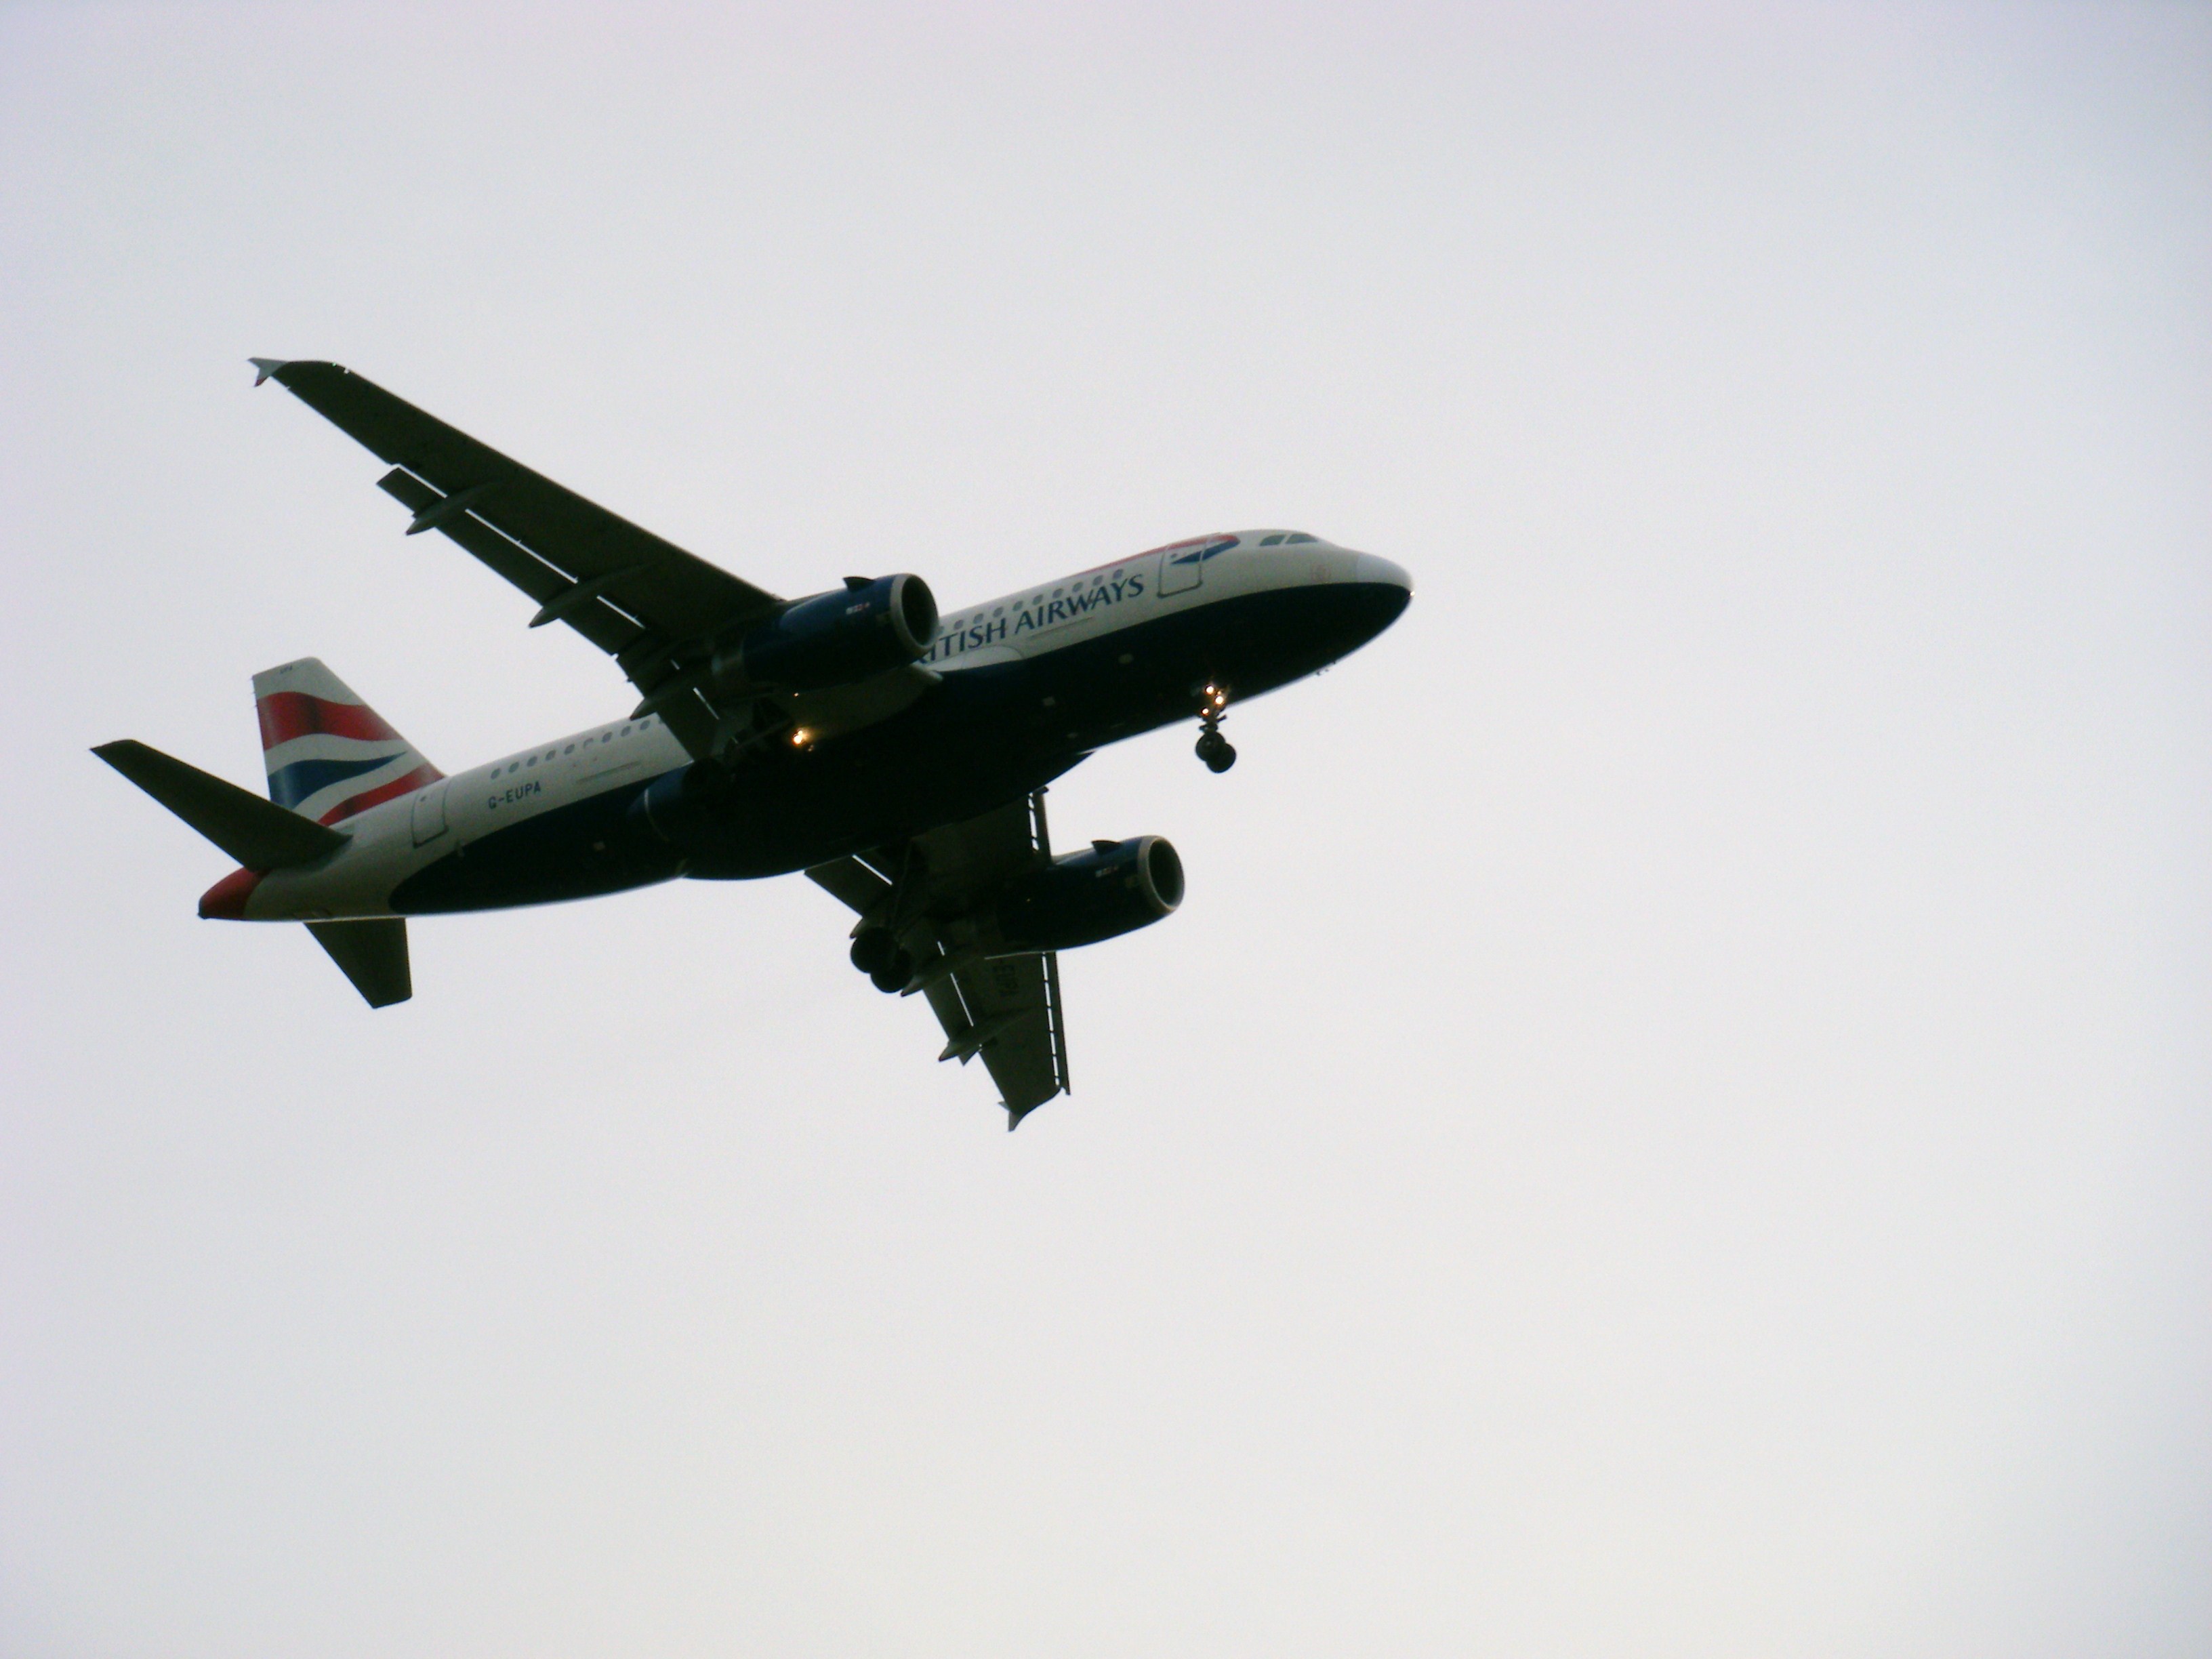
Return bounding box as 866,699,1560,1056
3,3,2207,1655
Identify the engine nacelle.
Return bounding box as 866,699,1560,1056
994,836,1185,953
713,573,937,693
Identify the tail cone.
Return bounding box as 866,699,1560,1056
199,867,261,920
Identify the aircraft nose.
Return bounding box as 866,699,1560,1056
1331,550,1410,644
1354,553,1413,594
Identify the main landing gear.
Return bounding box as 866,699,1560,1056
1194,683,1236,774
849,926,914,993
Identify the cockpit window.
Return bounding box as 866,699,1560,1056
1261,531,1318,547
1284,532,1317,545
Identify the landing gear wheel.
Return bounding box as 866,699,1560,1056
849,928,895,975
869,949,914,994
1195,683,1235,773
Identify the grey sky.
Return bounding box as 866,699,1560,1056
3,3,2207,1654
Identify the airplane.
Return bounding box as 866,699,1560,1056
94,360,1412,1126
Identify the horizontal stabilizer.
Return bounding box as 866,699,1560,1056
308,919,411,1008
93,740,344,869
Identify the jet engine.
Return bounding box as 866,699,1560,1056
994,836,1184,953
713,573,937,693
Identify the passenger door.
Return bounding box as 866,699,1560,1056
1158,542,1205,596
410,778,449,846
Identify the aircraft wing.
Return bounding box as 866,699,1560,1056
251,359,784,758
807,792,1072,1128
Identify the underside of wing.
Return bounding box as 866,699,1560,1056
253,359,784,758
806,791,1071,1128
933,950,1069,1126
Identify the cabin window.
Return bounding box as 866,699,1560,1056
992,607,1004,617
525,756,537,767
564,744,575,755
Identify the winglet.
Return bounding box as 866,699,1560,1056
249,357,290,387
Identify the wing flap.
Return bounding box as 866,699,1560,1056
946,950,1069,1126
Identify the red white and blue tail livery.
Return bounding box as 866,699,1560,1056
254,658,443,825
95,360,1411,1127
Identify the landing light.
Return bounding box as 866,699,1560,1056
791,728,812,747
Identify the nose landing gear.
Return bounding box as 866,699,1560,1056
1194,683,1236,773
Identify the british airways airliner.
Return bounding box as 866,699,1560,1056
96,361,1411,1126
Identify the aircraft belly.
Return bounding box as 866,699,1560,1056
994,579,1411,743
717,581,1406,861
385,579,1409,912
390,778,684,914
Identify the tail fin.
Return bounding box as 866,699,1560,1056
253,658,442,825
